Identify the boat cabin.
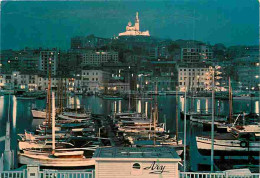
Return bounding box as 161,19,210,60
93,147,181,178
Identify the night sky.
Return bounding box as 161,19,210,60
1,0,259,50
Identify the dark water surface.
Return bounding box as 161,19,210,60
0,95,259,171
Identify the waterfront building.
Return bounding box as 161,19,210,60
119,12,150,37
177,63,211,92
0,71,38,91
82,51,118,66
93,147,181,178
81,69,111,92
0,74,12,89
12,71,39,91
39,50,58,76
106,80,130,93
144,76,175,92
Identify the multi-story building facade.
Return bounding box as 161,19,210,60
81,69,111,92
177,63,211,92
39,51,58,76
82,51,118,66
107,81,130,93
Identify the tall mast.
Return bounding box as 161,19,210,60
74,78,77,112
64,79,67,109
176,86,179,144
153,80,158,145
52,92,56,154
46,57,52,128
183,86,187,172
57,78,60,114
60,78,64,113
128,66,131,111
229,77,233,123
211,69,215,172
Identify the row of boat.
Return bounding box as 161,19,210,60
19,91,186,168
18,93,103,168
185,110,260,156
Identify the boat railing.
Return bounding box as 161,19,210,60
179,172,260,178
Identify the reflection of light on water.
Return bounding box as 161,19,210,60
68,97,73,108
205,99,209,113
255,101,259,114
197,100,200,112
136,100,141,113
145,102,148,117
114,101,117,113
118,100,121,113
0,96,4,121
180,96,184,111
76,98,80,109
12,96,17,129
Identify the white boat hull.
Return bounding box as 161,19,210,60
19,141,52,150
18,153,95,167
196,136,260,156
32,110,46,119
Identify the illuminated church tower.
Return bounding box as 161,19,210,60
119,12,150,36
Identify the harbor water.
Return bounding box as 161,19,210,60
0,95,259,171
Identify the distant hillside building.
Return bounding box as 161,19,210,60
71,35,111,49
119,12,150,37
181,45,213,63
82,51,118,66
233,56,259,90
39,51,57,76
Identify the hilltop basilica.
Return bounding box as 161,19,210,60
119,12,150,36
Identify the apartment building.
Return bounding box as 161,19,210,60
177,64,211,92
82,51,118,66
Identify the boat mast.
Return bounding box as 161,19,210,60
128,66,131,111
52,92,56,154
46,57,52,129
64,79,67,109
229,77,233,123
176,86,179,144
74,79,77,112
60,78,64,113
149,102,152,140
211,68,215,172
153,80,158,145
183,85,187,172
